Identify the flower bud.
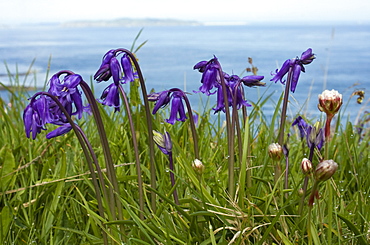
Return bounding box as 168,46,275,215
315,159,338,182
301,158,313,175
318,89,343,117
268,143,283,161
192,159,205,174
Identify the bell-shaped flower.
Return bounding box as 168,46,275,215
270,59,293,85
121,53,137,83
148,90,171,114
241,75,265,87
271,48,315,93
94,49,116,82
166,91,187,125
23,97,47,139
292,116,309,139
193,56,220,95
46,123,73,139
100,83,121,112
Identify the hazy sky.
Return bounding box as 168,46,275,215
1,0,369,24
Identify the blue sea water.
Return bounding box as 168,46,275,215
1,22,369,121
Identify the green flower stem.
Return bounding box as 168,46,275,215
79,80,124,230
215,60,234,199
36,92,109,245
118,85,144,220
324,114,333,244
117,49,157,212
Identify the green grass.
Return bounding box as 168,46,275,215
0,57,369,245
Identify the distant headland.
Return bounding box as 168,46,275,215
62,18,202,27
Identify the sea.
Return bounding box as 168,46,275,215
1,21,369,123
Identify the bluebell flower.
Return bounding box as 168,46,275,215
94,49,116,82
271,48,315,93
100,83,121,112
241,75,266,87
23,96,47,139
48,73,84,119
46,123,73,139
292,116,309,139
292,116,324,150
148,90,171,114
193,56,220,95
121,53,137,83
148,89,187,125
24,71,88,139
213,74,251,113
166,91,187,124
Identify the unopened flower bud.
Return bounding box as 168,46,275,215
318,89,343,117
301,158,313,175
315,159,338,182
268,143,283,161
192,159,205,174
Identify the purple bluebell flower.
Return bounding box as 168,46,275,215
213,74,251,113
24,71,88,140
110,57,122,85
48,73,84,120
46,123,73,139
292,116,309,139
270,59,293,85
292,116,324,150
121,53,137,83
271,48,315,93
166,91,187,124
148,90,171,114
94,49,116,82
100,83,121,112
23,96,47,139
241,75,266,87
148,89,188,125
193,56,220,95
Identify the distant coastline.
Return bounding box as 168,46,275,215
61,18,202,28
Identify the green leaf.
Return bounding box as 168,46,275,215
337,213,368,245
0,146,16,191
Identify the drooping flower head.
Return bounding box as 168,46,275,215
271,48,315,93
148,89,187,125
213,74,253,113
194,57,264,114
94,49,138,111
193,56,220,95
24,71,88,139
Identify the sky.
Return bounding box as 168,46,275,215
1,0,370,25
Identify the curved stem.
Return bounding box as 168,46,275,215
170,88,199,159
118,85,145,220
214,60,234,199
79,80,122,222
32,92,109,245
117,49,157,212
